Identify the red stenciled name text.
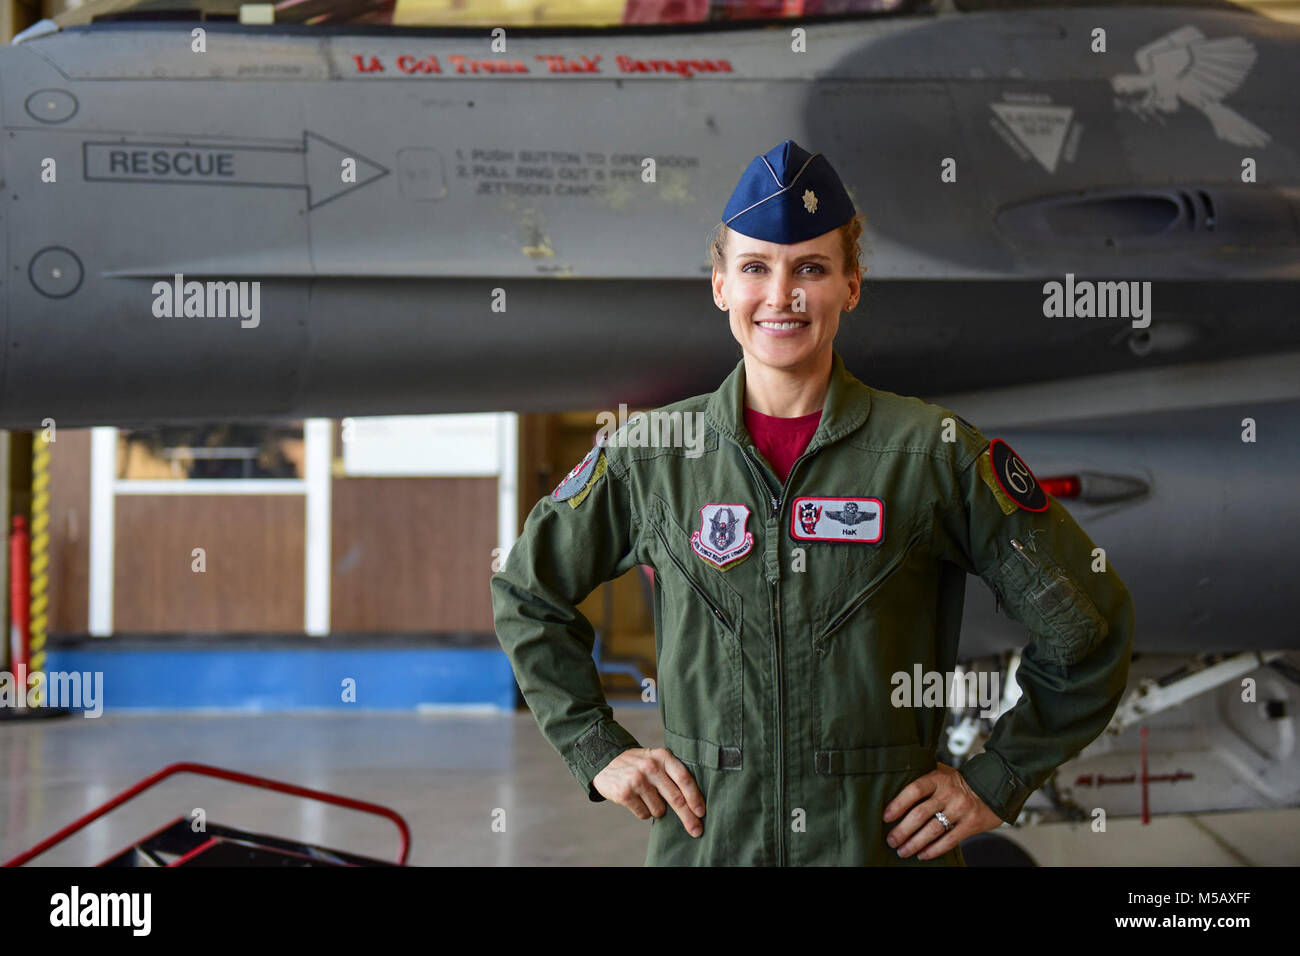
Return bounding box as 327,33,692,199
351,53,734,78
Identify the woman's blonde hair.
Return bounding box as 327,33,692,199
708,213,866,278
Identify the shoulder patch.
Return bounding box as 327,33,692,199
552,444,607,508
976,451,1017,516
986,438,1048,512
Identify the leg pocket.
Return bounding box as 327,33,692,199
823,746,940,865
645,758,729,865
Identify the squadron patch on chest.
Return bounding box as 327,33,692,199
691,503,754,569
790,496,884,542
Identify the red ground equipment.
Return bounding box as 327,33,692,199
3,762,410,867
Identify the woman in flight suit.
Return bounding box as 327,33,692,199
490,139,1135,866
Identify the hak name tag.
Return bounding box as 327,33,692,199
790,496,883,542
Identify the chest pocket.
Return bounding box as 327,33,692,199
645,498,745,770
812,518,930,655
988,541,1108,667
809,513,937,756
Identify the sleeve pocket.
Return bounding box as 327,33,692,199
991,549,1109,666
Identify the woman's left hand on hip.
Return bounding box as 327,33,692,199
882,761,1005,860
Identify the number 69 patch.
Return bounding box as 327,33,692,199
983,439,1048,513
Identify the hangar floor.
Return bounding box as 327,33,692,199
2,708,1295,866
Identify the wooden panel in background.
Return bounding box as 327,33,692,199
48,428,90,635
114,495,305,632
331,477,497,632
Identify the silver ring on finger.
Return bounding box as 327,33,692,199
934,810,953,833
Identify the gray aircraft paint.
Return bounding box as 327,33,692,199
2,7,1298,655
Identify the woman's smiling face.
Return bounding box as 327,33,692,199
712,227,859,374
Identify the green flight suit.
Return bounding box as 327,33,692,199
490,349,1135,866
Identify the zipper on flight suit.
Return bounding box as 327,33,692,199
739,448,780,517
815,527,927,650
650,522,735,632
738,441,817,867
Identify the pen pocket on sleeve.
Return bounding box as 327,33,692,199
995,540,1109,666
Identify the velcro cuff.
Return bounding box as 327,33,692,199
959,750,1033,824
571,718,641,803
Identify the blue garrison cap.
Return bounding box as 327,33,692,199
721,139,856,245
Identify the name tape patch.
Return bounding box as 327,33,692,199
790,496,884,542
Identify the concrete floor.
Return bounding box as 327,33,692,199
2,706,1295,866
